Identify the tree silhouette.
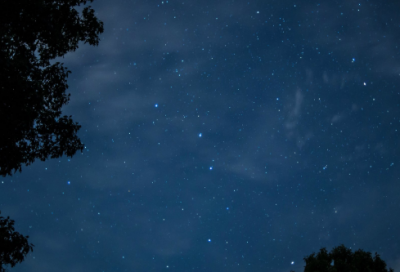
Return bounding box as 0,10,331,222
290,244,394,272
0,0,104,176
0,211,34,272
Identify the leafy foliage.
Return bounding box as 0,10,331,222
0,0,104,176
290,244,394,272
0,211,34,272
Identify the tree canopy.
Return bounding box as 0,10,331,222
0,0,104,176
0,211,34,272
291,244,394,272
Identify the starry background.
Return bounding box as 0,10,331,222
1,0,400,271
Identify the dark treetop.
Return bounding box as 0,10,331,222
293,244,394,272
0,0,104,177
0,211,34,272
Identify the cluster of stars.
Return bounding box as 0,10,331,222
152,105,214,171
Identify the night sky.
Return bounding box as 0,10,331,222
2,0,400,271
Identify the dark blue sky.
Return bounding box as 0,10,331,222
2,0,400,271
